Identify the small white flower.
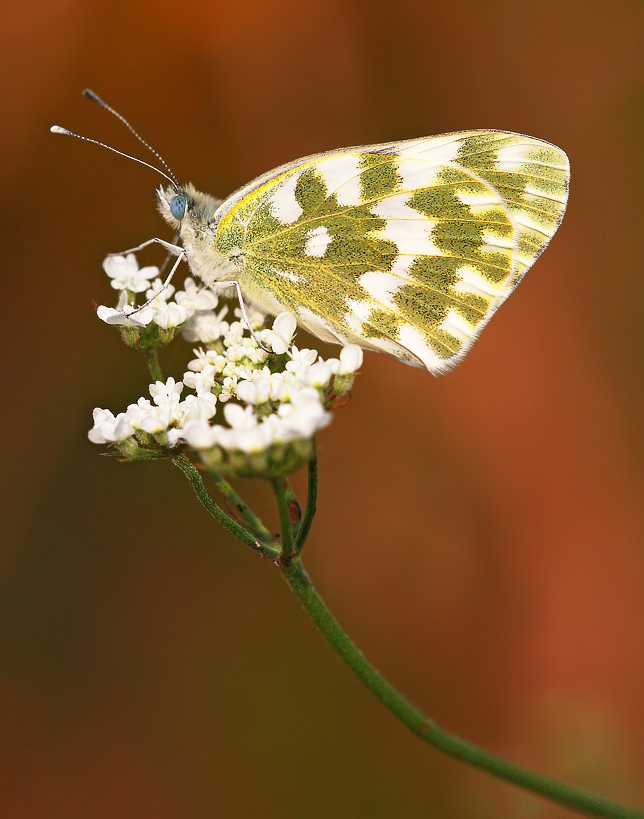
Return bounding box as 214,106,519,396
233,305,266,331
90,273,361,467
125,396,153,424
278,390,331,437
331,345,363,374
223,320,250,347
175,278,219,311
266,312,297,354
88,408,136,443
234,380,260,405
235,369,274,405
103,254,159,292
183,364,218,392
179,391,218,422
149,377,183,407
285,346,319,372
270,376,299,404
137,407,171,434
97,303,154,327
180,418,222,449
166,427,184,447
145,278,175,303
224,403,258,430
186,348,223,373
153,301,190,329
182,308,230,343
299,360,334,388
226,425,274,453
219,376,239,402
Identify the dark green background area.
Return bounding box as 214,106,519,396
2,1,642,817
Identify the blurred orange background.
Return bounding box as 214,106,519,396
2,0,642,817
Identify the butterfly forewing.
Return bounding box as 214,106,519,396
215,131,569,372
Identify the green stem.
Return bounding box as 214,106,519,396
173,455,279,559
271,477,294,566
283,480,303,538
144,347,164,382
205,468,274,544
280,560,643,819
294,448,318,554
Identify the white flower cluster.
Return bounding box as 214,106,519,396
90,256,363,475
88,377,218,444
97,254,218,329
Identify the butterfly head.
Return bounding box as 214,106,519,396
157,183,222,233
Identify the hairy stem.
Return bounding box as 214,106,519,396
294,448,318,554
173,455,279,559
271,477,294,565
205,468,274,544
143,347,163,382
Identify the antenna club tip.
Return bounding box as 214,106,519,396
83,88,101,103
50,125,67,134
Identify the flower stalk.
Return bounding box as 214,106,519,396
89,253,643,819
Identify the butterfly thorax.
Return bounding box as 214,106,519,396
157,183,238,287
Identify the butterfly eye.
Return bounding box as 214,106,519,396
169,194,187,220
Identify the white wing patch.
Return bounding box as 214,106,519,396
524,185,567,203
482,232,515,251
396,158,444,190
390,255,416,280
359,271,404,307
317,155,363,206
398,136,461,164
495,142,534,170
397,325,444,370
456,190,503,210
345,296,372,322
453,266,500,298
270,170,305,224
514,212,554,237
375,219,441,256
304,225,333,257
370,193,425,220
441,310,473,341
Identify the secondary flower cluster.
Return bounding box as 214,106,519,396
89,254,362,476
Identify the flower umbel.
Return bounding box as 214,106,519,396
90,255,362,477
83,248,641,819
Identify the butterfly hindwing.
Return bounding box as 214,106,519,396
214,131,569,372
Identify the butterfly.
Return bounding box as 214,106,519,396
53,95,569,374
157,131,569,374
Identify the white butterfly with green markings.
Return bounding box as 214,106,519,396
157,130,569,374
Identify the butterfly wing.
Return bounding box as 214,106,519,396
214,131,569,373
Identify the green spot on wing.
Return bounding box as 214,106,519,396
245,205,284,245
295,169,328,215
358,154,402,200
408,185,471,220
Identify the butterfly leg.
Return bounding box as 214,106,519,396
214,280,272,353
107,237,184,257
121,251,186,317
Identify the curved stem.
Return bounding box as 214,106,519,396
143,347,163,382
294,447,318,554
172,455,279,559
280,560,643,819
271,477,294,565
205,468,273,545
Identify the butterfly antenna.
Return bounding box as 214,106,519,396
50,126,177,187
83,89,179,188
